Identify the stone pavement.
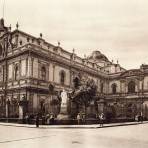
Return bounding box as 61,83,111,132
0,121,147,129
1,122,148,148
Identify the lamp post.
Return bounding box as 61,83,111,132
6,98,10,121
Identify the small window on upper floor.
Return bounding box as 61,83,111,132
73,77,80,89
41,66,46,80
59,70,66,85
0,44,2,56
111,83,117,94
14,64,19,80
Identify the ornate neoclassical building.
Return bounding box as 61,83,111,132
0,18,148,119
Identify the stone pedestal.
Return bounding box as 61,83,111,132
57,101,69,120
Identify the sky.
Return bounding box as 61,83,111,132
1,0,148,69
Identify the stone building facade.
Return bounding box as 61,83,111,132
0,18,148,119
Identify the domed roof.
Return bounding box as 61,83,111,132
88,51,109,62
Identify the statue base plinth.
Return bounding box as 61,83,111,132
57,104,69,120
57,114,69,120
56,113,71,124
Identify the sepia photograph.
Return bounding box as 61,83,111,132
0,0,148,148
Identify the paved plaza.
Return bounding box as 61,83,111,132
0,123,148,148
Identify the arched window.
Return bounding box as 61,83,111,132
101,83,104,93
41,66,46,80
0,44,2,56
60,70,66,85
128,81,135,93
14,65,19,80
73,77,80,89
111,83,117,94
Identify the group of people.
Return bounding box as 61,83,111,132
77,112,105,126
24,113,55,127
96,112,105,127
24,114,34,124
135,113,143,123
76,113,86,125
44,113,55,125
24,111,144,128
35,113,55,127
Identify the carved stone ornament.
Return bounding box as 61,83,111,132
120,69,143,78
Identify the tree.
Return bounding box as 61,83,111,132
70,78,98,116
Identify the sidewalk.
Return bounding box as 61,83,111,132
0,121,148,129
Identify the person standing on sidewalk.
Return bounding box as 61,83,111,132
77,113,81,125
35,114,39,128
82,113,86,124
99,112,105,127
140,112,143,123
24,114,29,124
49,113,55,125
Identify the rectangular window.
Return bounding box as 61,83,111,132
0,66,2,82
8,64,13,79
21,60,26,76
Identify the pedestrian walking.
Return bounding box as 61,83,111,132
140,112,143,123
35,114,39,128
99,113,105,127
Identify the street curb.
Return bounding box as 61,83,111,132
0,121,148,129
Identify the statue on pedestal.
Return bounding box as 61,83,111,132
57,89,69,120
